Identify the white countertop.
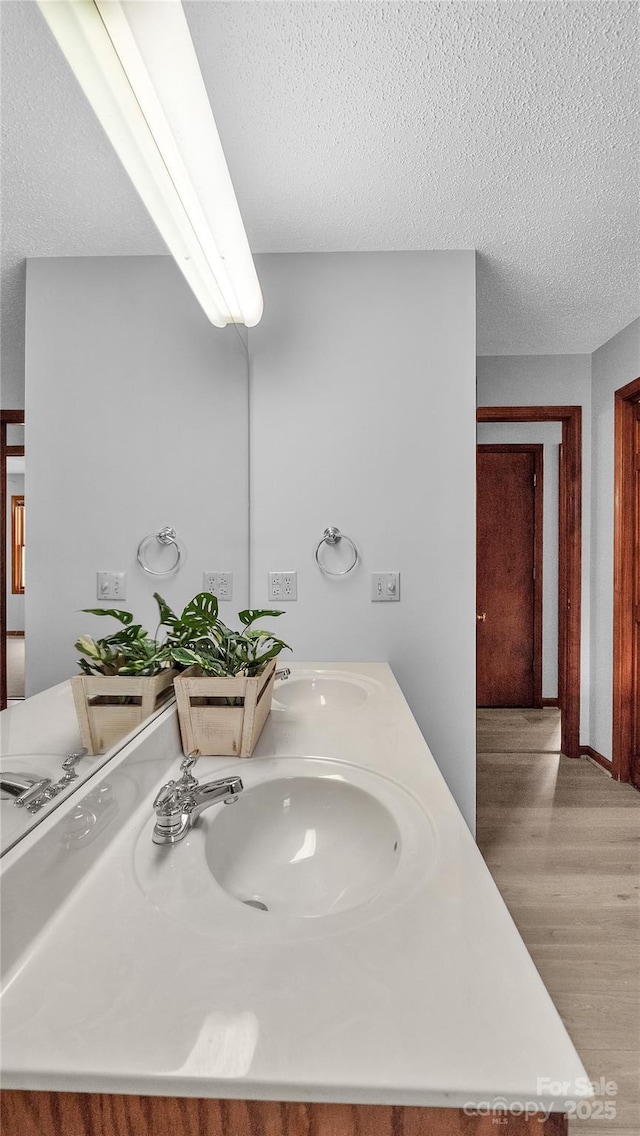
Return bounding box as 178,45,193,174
0,662,591,1111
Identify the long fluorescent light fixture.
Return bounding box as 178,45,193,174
37,0,263,327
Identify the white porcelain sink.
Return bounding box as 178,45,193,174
205,774,400,918
135,757,437,940
272,671,381,713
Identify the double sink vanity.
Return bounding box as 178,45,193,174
1,663,590,1135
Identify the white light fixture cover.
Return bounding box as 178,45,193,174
37,0,263,327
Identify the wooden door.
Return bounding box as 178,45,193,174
477,445,543,708
613,380,640,783
631,405,640,786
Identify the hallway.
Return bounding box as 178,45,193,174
477,713,640,1134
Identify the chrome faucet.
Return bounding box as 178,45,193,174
152,754,243,845
0,771,52,808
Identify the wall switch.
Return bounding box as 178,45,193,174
203,572,233,601
371,572,400,602
268,571,298,601
97,571,126,601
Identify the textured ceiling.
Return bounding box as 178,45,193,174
1,0,639,399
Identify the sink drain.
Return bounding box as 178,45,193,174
243,898,269,912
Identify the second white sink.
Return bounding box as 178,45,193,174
272,670,382,713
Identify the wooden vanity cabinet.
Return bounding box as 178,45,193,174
1,1091,567,1135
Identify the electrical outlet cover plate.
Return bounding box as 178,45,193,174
268,571,297,601
203,572,233,601
371,572,400,602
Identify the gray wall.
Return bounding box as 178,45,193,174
476,422,560,700
250,251,477,830
5,471,25,631
476,354,592,738
591,318,640,761
0,304,26,411
25,256,249,694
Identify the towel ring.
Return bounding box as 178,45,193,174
136,526,182,576
314,526,359,576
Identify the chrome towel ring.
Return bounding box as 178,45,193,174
136,526,182,576
314,526,359,576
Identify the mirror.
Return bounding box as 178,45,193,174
2,263,249,854
0,262,249,852
0,7,250,849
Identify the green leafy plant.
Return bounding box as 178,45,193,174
75,608,172,677
154,591,290,678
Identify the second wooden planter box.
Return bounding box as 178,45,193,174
174,658,277,757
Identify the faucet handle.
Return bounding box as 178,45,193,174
153,780,180,813
61,748,89,781
63,748,88,769
179,752,200,789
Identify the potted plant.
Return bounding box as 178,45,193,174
155,591,290,757
72,607,176,755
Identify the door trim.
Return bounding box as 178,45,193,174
477,406,582,760
612,376,640,782
477,443,544,708
1,410,25,711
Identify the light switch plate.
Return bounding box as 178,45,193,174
97,571,126,601
371,572,400,602
203,572,233,601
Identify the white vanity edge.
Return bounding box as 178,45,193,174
0,662,592,1113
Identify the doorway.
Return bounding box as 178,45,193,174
477,406,582,760
477,444,543,708
1,409,26,710
613,375,640,787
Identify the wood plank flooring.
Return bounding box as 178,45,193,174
477,712,640,1136
477,706,562,753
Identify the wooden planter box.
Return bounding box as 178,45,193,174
174,658,277,757
71,669,177,755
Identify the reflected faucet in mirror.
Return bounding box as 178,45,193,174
0,770,52,809
0,748,87,815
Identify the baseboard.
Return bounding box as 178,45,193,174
541,697,559,707
580,745,612,773
6,630,24,638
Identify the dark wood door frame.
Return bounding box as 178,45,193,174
1,409,25,711
612,376,640,782
477,444,544,708
477,406,582,760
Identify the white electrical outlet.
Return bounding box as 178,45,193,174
203,572,233,601
268,571,297,601
371,572,400,602
97,571,127,601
